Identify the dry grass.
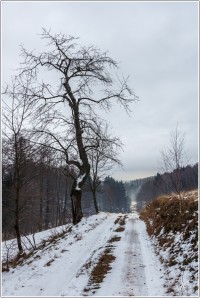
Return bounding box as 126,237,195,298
140,189,198,295
44,259,54,267
140,190,198,238
89,248,116,284
83,248,116,294
114,215,127,226
114,226,125,233
114,217,121,225
61,249,68,253
83,231,122,294
108,236,121,243
119,216,126,226
113,215,126,233
2,225,73,271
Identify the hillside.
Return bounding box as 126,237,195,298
140,189,198,296
2,212,166,296
136,164,198,211
2,189,198,296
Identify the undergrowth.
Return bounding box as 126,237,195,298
2,226,73,271
140,189,198,296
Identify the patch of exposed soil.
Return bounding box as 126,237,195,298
115,227,125,233
108,236,121,243
83,248,116,295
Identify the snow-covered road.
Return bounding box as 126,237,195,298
2,212,166,296
96,214,165,296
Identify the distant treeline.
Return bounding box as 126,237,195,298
136,163,198,210
97,177,129,213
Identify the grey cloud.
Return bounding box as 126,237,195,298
2,1,198,180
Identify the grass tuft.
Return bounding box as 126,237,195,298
89,248,116,284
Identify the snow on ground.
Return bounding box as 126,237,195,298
140,189,199,296
152,227,198,296
2,213,117,296
2,212,167,297
2,224,72,263
95,213,165,296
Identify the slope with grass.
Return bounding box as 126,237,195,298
140,189,198,296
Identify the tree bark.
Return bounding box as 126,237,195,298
45,175,50,229
14,136,23,252
71,187,83,224
92,189,99,214
39,174,43,231
69,103,90,224
15,185,23,252
62,178,69,224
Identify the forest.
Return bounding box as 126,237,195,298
2,29,197,256
2,29,137,251
2,139,129,240
2,3,198,297
132,163,198,210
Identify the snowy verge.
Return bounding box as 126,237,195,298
140,190,199,296
2,212,114,264
2,212,119,296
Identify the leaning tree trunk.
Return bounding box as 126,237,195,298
70,168,90,224
70,104,90,225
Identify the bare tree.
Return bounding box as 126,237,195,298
14,28,137,224
2,76,37,253
160,125,188,194
87,124,122,214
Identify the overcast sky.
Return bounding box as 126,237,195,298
2,1,198,180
